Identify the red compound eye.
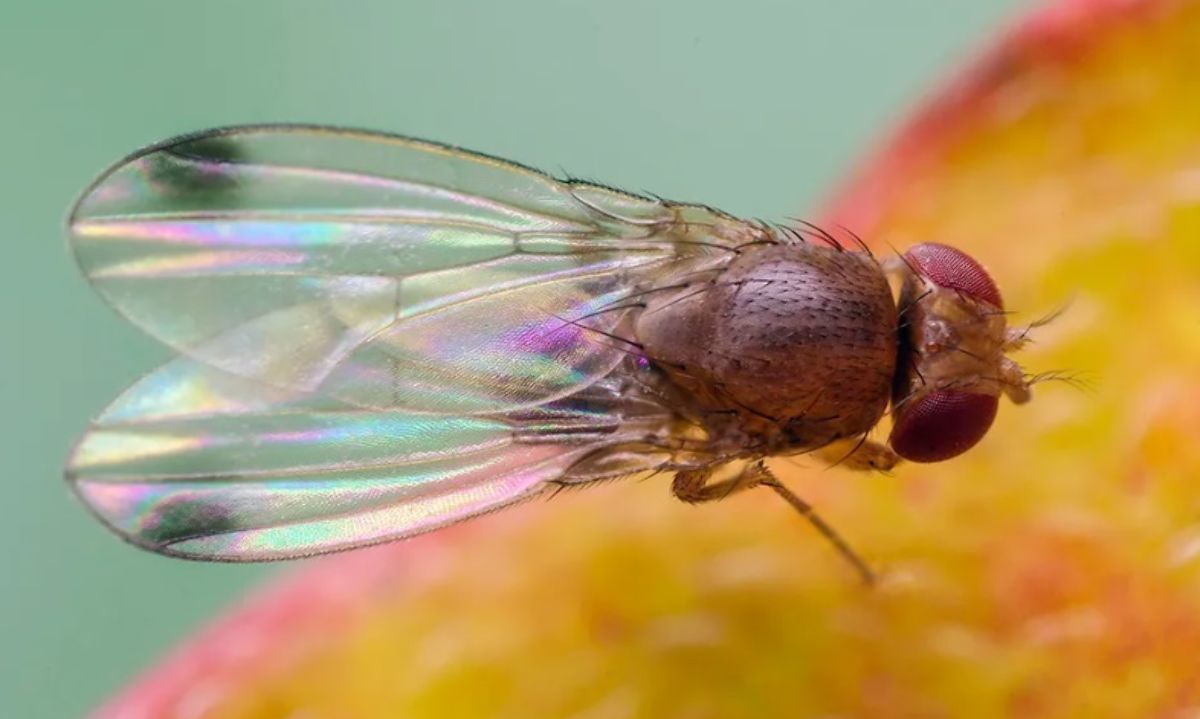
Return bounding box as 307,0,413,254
889,390,999,463
904,243,1002,308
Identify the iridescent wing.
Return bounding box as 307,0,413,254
68,125,767,560
68,357,674,561
69,125,761,413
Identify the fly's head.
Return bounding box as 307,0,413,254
887,243,1035,463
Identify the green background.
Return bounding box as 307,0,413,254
2,1,1021,716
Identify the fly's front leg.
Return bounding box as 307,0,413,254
754,464,878,586
674,461,877,584
813,437,899,472
671,461,768,504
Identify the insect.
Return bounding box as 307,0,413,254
66,125,1039,583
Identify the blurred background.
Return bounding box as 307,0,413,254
3,1,1032,716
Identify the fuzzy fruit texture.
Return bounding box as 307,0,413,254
95,0,1200,717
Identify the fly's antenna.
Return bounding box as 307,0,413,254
1026,369,1096,393
1027,300,1073,329
1006,298,1073,350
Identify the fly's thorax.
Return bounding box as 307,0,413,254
634,243,897,448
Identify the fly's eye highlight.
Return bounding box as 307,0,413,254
904,242,1002,308
889,389,999,463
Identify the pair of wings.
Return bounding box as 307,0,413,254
67,125,768,561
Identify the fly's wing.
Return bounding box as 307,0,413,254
68,357,674,561
67,125,771,560
70,125,763,414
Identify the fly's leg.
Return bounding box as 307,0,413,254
813,437,899,472
672,461,877,585
671,462,766,503
755,464,878,586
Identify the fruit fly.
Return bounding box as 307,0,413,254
66,125,1038,583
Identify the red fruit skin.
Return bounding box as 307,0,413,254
89,532,451,719
904,242,1003,308
890,389,1001,463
